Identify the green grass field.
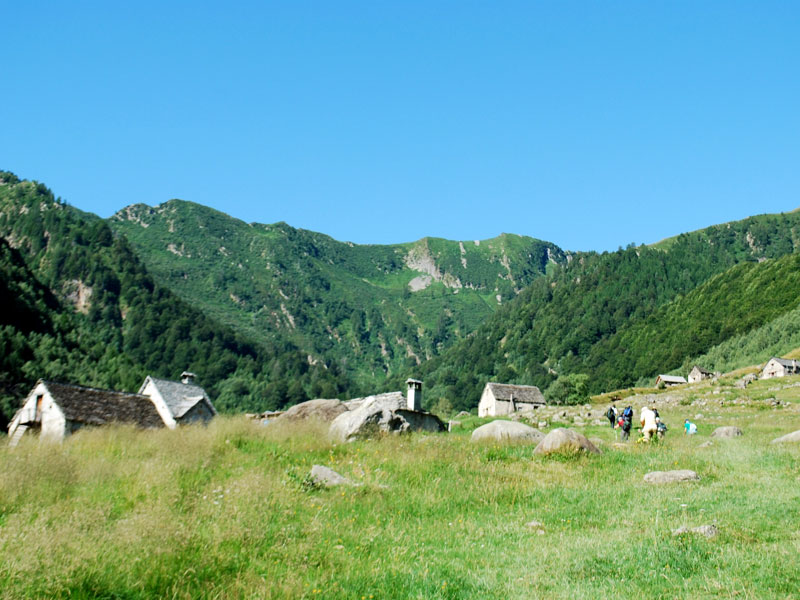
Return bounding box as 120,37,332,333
2,392,800,599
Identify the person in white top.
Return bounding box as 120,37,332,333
640,406,658,441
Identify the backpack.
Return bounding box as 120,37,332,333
607,407,615,420
623,406,633,419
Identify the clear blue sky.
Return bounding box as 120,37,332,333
2,1,799,251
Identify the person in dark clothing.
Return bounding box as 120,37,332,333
621,406,633,441
606,405,618,428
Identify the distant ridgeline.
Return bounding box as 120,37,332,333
109,200,566,390
3,169,800,421
414,209,800,410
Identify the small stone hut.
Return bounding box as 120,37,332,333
655,374,687,388
688,366,713,384
761,357,800,380
139,371,217,428
7,380,164,447
478,382,545,417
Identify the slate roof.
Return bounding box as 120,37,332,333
769,357,799,368
485,382,545,404
41,381,164,428
691,366,713,375
657,375,687,384
147,377,216,418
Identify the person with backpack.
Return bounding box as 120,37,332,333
684,419,697,435
606,404,618,428
621,406,633,441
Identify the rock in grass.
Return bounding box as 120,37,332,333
771,430,800,444
672,524,718,538
280,399,349,423
711,426,743,438
470,420,545,443
644,470,700,484
698,441,714,448
308,465,359,488
533,428,600,455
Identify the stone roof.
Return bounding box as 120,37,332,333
41,381,164,428
768,357,799,368
147,377,216,418
657,375,687,384
691,366,713,375
485,383,545,404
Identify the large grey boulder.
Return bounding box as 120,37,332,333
711,426,743,438
644,470,700,484
279,399,349,423
329,392,445,442
771,430,800,444
470,420,545,443
533,428,600,455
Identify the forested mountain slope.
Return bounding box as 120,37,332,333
0,172,349,421
110,200,566,387
416,211,800,410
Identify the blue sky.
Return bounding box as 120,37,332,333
2,1,799,251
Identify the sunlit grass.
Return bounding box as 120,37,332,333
2,405,800,599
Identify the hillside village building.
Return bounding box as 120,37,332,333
478,382,546,417
761,357,800,379
7,380,164,447
655,375,687,387
688,366,713,384
139,372,217,427
7,372,217,447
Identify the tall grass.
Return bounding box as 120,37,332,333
2,406,800,599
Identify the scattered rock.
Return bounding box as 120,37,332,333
534,428,601,455
525,520,546,535
592,419,605,426
329,393,445,442
538,421,548,429
279,399,349,423
471,420,545,443
643,470,700,484
711,426,743,438
771,430,800,444
308,465,359,488
456,411,470,417
672,524,718,538
698,441,714,448
572,416,585,426
695,413,704,419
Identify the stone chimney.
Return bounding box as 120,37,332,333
181,371,196,385
406,379,422,411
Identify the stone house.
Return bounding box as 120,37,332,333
138,371,217,428
655,374,687,387
688,366,713,384
7,380,164,447
478,382,546,417
761,357,800,380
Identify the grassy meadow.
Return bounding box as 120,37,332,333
2,383,800,599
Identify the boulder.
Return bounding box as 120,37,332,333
533,428,601,455
470,420,545,443
711,426,743,439
643,470,700,484
771,430,800,444
308,465,358,488
329,392,445,442
279,399,349,423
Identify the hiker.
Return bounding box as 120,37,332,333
656,419,668,440
640,406,658,442
606,404,618,428
684,419,697,435
620,406,633,441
